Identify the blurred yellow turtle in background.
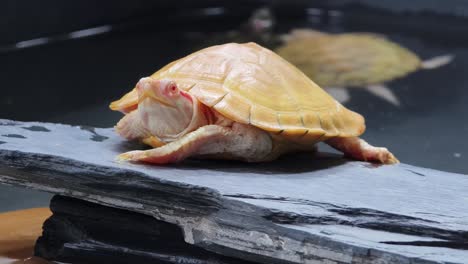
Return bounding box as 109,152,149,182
276,29,453,106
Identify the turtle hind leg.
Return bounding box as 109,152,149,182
421,54,454,69
326,137,399,164
365,84,401,107
325,87,351,103
117,123,273,164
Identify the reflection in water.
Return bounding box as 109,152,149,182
68,25,112,39
1,25,113,53
14,38,50,49
185,7,279,50
199,7,225,16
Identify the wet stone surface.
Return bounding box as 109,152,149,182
36,195,260,264
0,119,467,264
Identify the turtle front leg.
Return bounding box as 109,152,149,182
326,137,399,164
115,110,165,148
117,123,273,164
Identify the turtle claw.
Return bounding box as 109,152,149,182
385,152,400,165
116,151,143,162
373,147,399,164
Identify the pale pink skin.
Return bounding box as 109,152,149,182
115,77,398,164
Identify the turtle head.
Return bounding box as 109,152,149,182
136,77,194,139
136,77,191,108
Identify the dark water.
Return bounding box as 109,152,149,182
1,6,467,211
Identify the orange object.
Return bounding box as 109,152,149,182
0,208,51,264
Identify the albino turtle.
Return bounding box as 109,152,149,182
110,42,398,164
276,29,453,106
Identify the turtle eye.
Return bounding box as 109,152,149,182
165,82,178,96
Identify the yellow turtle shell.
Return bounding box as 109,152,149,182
275,31,421,87
110,42,365,143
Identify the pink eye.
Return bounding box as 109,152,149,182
169,83,177,92
165,82,178,96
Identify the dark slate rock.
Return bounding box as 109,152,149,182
36,195,259,264
0,119,467,264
